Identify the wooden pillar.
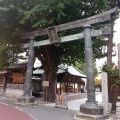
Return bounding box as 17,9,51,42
3,74,7,93
60,82,61,95
107,19,114,67
74,82,75,94
67,74,68,95
118,43,120,79
56,81,57,94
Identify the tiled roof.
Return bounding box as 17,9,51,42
7,63,27,70
0,71,7,74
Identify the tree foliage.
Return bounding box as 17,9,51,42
0,0,118,101
0,0,116,68
75,61,98,77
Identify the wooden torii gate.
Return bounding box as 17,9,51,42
19,7,117,117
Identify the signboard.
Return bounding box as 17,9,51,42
43,81,49,87
55,94,68,109
47,26,59,43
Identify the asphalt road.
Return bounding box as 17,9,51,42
21,105,75,120
0,97,75,120
0,93,120,120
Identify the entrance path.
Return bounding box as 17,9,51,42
66,92,101,101
0,103,33,120
0,92,120,120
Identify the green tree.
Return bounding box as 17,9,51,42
75,61,98,77
0,0,117,101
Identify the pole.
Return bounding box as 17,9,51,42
80,24,103,115
24,37,35,96
84,25,96,103
18,37,36,104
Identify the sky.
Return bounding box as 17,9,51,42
96,17,120,69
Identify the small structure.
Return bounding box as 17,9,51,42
7,63,27,84
32,69,45,97
0,63,27,99
0,71,7,93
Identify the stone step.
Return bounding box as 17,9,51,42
106,117,120,120
74,112,109,120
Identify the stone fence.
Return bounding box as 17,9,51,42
5,84,25,99
6,83,25,90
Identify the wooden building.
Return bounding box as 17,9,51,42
33,65,87,95
7,63,27,84
4,63,86,97
57,65,86,94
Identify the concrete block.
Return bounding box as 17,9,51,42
14,101,38,107
73,112,109,120
116,102,120,106
116,107,120,112
116,112,120,116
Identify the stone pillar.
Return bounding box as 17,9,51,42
24,37,35,96
101,72,112,114
116,102,120,115
74,24,108,120
16,37,38,107
80,24,103,115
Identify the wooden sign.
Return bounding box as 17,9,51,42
22,27,111,48
21,7,117,40
46,26,59,43
42,81,49,87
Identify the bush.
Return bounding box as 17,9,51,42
95,79,101,87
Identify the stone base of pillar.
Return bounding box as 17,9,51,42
116,102,120,116
14,95,38,107
73,112,109,120
80,103,103,115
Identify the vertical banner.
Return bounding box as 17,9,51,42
55,94,68,109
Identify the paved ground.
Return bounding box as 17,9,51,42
0,96,75,120
21,105,75,120
0,92,120,120
0,103,33,120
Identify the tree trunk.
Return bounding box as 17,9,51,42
35,46,57,102
46,73,56,102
